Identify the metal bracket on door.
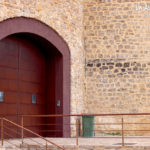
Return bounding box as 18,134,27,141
57,100,61,107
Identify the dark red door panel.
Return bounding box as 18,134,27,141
0,37,19,138
0,34,63,138
0,36,46,137
18,38,46,136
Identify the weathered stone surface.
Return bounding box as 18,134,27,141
0,0,85,137
1,0,150,138
84,0,150,135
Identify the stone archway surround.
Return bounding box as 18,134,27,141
0,17,70,137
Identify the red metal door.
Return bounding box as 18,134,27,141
0,36,46,137
0,37,19,138
18,37,46,136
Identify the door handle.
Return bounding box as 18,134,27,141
57,100,61,107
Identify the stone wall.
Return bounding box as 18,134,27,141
1,0,150,137
83,0,150,135
84,0,150,113
0,0,85,115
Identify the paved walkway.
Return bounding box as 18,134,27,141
48,137,150,146
2,136,150,148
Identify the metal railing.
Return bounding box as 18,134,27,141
1,113,150,148
21,113,150,146
0,117,65,150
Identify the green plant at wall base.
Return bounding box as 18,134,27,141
103,132,121,136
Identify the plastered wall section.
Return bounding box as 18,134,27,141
0,0,85,115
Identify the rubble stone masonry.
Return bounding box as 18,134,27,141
1,0,150,136
83,0,150,135
0,0,85,116
84,0,150,114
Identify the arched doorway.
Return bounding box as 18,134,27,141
0,18,70,137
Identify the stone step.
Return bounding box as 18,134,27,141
2,145,150,150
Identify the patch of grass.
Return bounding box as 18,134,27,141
103,132,121,136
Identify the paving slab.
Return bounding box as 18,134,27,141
2,136,150,148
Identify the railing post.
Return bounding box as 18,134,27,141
21,116,24,144
121,117,124,146
46,141,48,150
1,118,3,146
76,119,79,146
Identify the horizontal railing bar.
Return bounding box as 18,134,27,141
81,130,150,132
24,123,77,126
22,113,150,117
24,123,122,126
28,129,68,132
37,131,63,133
34,130,66,133
123,123,150,124
3,113,150,118
23,129,150,132
22,123,150,126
